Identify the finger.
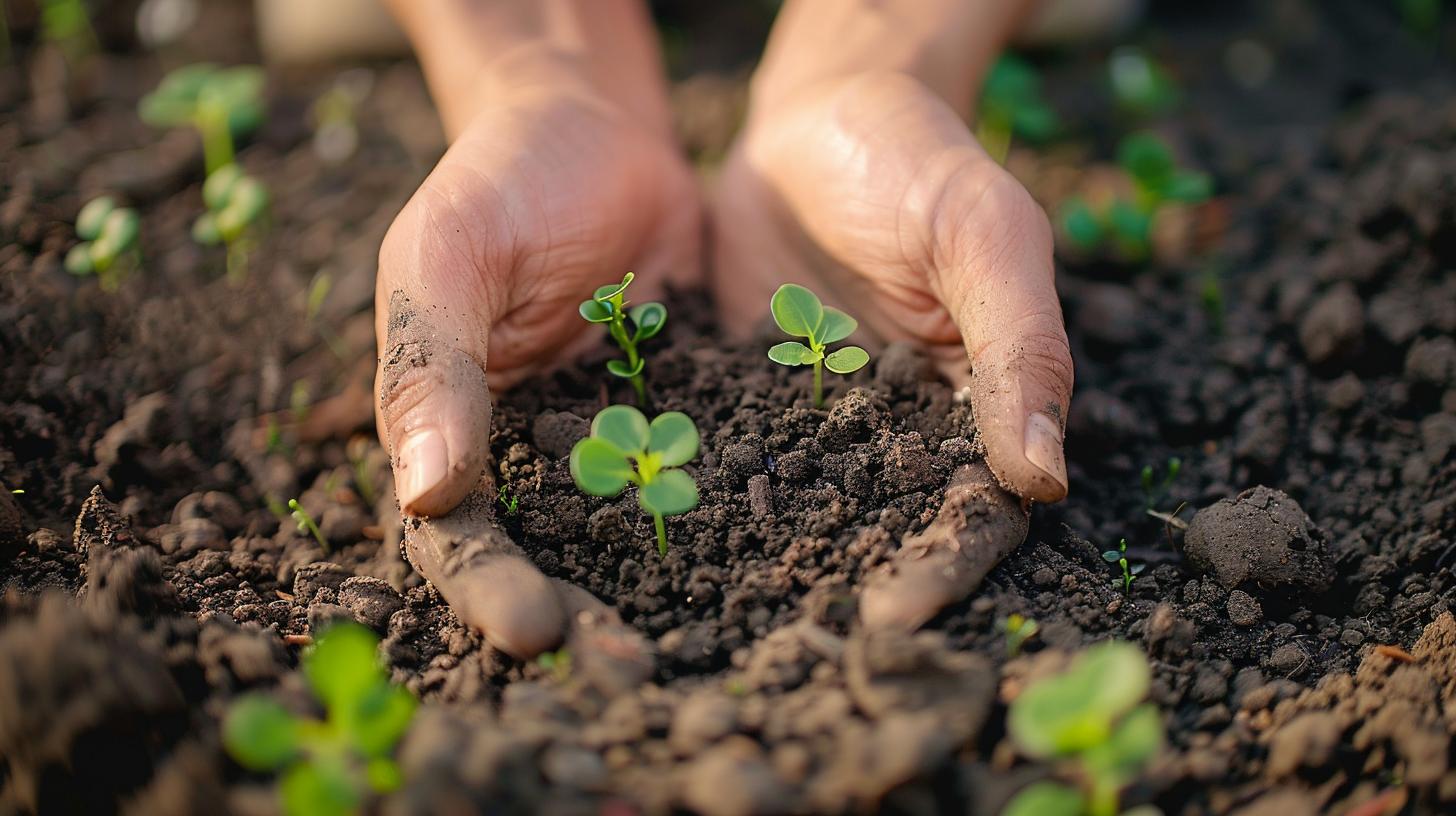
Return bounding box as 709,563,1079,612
926,162,1073,503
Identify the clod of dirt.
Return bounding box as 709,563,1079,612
1226,589,1264,627
843,630,994,742
531,410,589,460
337,575,405,631
680,736,791,816
873,342,933,391
1298,284,1364,365
816,388,886,452
670,691,740,754
1183,486,1335,595
85,546,177,616
73,486,140,557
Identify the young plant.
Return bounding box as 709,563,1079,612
578,272,666,405
1139,456,1181,510
223,623,416,816
65,196,140,291
1059,133,1211,260
497,484,519,516
997,613,1041,658
1107,46,1179,117
140,63,265,174
191,162,270,284
1004,641,1164,816
536,647,572,682
289,498,328,551
976,54,1060,164
768,284,870,408
570,405,699,557
1102,538,1144,596
40,0,97,63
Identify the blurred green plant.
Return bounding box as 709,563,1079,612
570,405,699,556
40,0,97,62
1102,538,1144,596
1108,46,1179,117
768,283,870,408
1059,132,1211,260
65,196,140,290
288,498,327,551
191,162,270,284
579,272,666,405
223,623,415,816
997,613,1041,658
140,63,265,173
976,54,1060,163
1003,641,1164,816
1140,456,1181,510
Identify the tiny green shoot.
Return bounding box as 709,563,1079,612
140,63,265,174
536,648,572,682
1102,538,1144,596
997,613,1041,658
1108,46,1179,117
768,284,870,408
1139,456,1181,510
288,498,328,551
1003,641,1164,816
570,405,699,557
65,196,140,291
40,0,97,63
191,162,270,284
290,381,311,423
223,623,416,816
579,271,666,405
497,484,519,516
976,54,1059,164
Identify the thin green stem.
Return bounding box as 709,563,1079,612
1086,776,1120,816
812,359,824,408
226,240,249,286
197,105,235,175
653,512,667,557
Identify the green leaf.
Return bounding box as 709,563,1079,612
93,209,140,260
64,244,95,276
771,283,823,338
1083,703,1164,784
579,299,613,323
824,346,870,374
1163,172,1212,203
818,307,858,344
1060,198,1104,249
215,176,268,240
768,341,815,367
593,271,634,301
639,469,698,516
570,437,634,496
192,213,221,246
1107,200,1151,248
203,163,243,210
365,758,403,793
76,196,116,240
1008,641,1152,758
138,63,220,127
349,684,416,758
1118,132,1176,191
591,405,649,453
222,694,300,770
1012,104,1059,143
1102,550,1122,562
305,622,386,717
630,302,667,340
648,411,699,467
280,760,359,816
605,358,645,378
1001,782,1085,816
203,66,266,136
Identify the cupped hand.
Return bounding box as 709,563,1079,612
375,60,700,657
712,71,1074,629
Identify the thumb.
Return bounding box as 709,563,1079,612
929,166,1073,503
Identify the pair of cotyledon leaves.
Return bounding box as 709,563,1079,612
767,284,870,374
193,163,270,246
65,196,140,277
577,271,667,379
570,405,699,517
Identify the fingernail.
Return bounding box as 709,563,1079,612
396,427,448,515
1024,412,1069,496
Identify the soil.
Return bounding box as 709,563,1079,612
4,1,1456,815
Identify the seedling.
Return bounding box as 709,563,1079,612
65,196,140,291
767,284,870,408
570,405,699,557
1102,538,1144,596
1060,133,1211,259
976,54,1059,164
1108,46,1179,117
1139,456,1181,510
497,484,519,516
579,272,665,405
40,0,97,63
191,162,270,284
997,613,1041,658
1004,641,1164,816
223,623,416,816
140,63,265,174
289,498,328,551
536,648,572,682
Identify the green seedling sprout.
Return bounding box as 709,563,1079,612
768,283,870,408
140,63,265,174
1108,46,1179,117
997,613,1041,658
1102,538,1144,596
191,162,270,284
288,498,328,551
1003,641,1164,816
223,622,416,816
497,484,519,516
976,54,1060,164
536,648,572,682
1139,456,1181,510
1059,133,1211,259
65,196,141,291
570,405,699,557
40,0,97,63
579,272,665,405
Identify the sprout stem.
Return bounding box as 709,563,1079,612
197,104,236,175
812,359,824,409
653,512,667,558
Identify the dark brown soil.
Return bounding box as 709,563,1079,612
4,1,1456,815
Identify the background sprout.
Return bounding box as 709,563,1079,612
570,405,699,557
40,0,97,63
1058,133,1211,259
1004,641,1164,816
1140,456,1182,510
65,196,140,291
192,162,270,283
768,283,870,408
976,54,1060,164
1102,538,1144,596
1108,46,1180,117
997,613,1041,658
139,63,266,174
223,623,416,816
288,498,327,551
579,272,666,405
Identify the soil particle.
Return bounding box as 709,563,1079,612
1299,284,1365,365
1232,788,1321,816
73,486,140,557
531,410,589,460
670,691,739,754
842,630,993,741
680,736,790,816
91,392,171,480
338,575,405,631
1227,589,1264,627
85,545,177,616
747,474,774,520
816,388,885,452
873,342,933,391
154,517,227,556
1406,336,1456,389
292,561,351,605
1183,487,1335,595
1266,712,1341,777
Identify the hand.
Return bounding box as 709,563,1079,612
375,50,700,656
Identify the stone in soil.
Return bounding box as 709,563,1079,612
1183,486,1335,595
